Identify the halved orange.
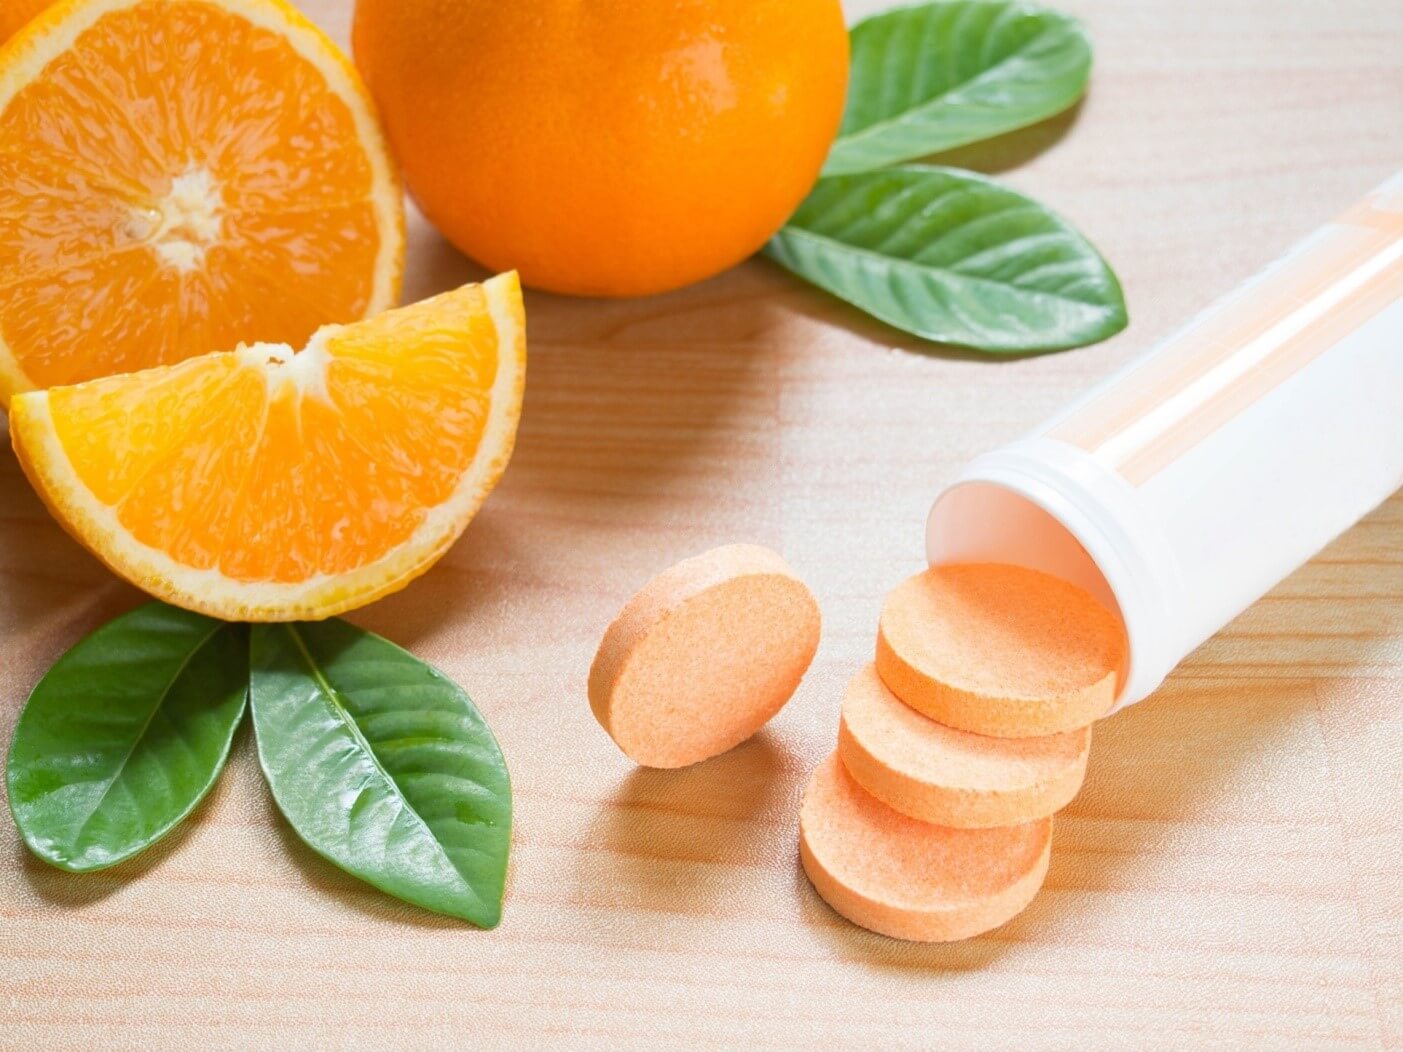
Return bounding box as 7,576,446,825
10,273,526,621
0,0,403,408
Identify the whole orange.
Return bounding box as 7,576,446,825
352,0,849,298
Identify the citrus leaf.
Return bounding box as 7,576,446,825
6,603,247,872
825,0,1092,176
249,620,511,928
767,165,1126,353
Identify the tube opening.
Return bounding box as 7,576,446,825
926,480,1133,705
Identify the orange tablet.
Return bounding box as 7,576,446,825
799,753,1052,942
588,544,821,768
838,664,1090,828
876,563,1126,738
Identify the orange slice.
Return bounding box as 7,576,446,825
10,273,525,621
0,0,403,407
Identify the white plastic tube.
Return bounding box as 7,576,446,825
927,172,1403,709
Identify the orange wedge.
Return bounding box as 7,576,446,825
10,273,526,621
0,0,403,407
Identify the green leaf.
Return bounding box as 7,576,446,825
767,165,1126,352
6,603,248,872
826,0,1092,176
249,620,511,928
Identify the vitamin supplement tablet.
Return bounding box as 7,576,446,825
838,664,1090,828
876,563,1126,738
799,753,1051,942
589,544,821,769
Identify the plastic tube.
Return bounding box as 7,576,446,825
927,172,1403,709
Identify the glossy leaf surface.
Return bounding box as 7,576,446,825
826,0,1092,175
767,165,1126,352
250,620,511,927
7,603,247,872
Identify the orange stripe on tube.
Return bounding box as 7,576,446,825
1051,224,1390,452
1334,203,1403,237
1119,255,1403,484
1366,185,1403,214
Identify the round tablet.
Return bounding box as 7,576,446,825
588,544,821,769
838,664,1090,828
799,753,1052,943
875,563,1126,738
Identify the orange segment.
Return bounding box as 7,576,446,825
43,352,245,505
10,273,526,621
0,0,403,406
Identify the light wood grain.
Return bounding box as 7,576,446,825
2,0,1400,1047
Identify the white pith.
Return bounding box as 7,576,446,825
237,327,335,403
128,167,224,272
0,0,405,407
13,273,526,621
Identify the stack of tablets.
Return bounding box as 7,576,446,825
799,563,1128,942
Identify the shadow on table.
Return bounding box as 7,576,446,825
16,808,203,909
577,733,793,918
366,239,796,645
922,101,1085,176
792,496,1400,970
15,720,252,908
794,863,1018,973
1048,495,1401,935
1038,675,1322,937
754,254,1021,364
789,674,1322,974
0,440,144,688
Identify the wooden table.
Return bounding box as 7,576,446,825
3,0,1400,1046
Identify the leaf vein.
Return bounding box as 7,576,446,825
283,626,490,913
834,17,1084,150
66,623,225,848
